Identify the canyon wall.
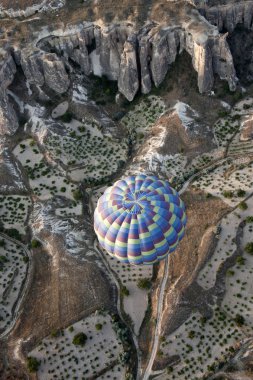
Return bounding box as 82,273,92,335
0,0,253,120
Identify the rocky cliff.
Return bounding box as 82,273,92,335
18,13,237,102
0,0,253,111
0,51,18,136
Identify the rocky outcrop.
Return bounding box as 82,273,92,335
30,14,237,101
0,51,18,136
0,149,29,194
3,1,248,102
42,53,70,94
0,0,65,19
20,50,69,93
201,1,253,33
118,35,139,101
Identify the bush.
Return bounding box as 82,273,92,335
223,190,233,198
238,201,248,210
167,366,174,374
218,110,229,118
234,314,245,327
236,256,245,265
188,330,195,339
245,242,253,255
27,356,40,372
237,189,246,197
31,239,41,248
0,239,5,247
227,269,235,276
95,323,103,331
72,189,82,201
137,278,152,290
51,329,60,338
246,216,253,223
61,112,73,123
72,332,87,346
121,286,129,296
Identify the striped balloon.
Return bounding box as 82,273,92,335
94,174,187,265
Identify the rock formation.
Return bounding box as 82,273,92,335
0,51,18,136
0,1,253,106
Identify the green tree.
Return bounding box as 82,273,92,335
239,201,248,210
121,286,129,296
188,330,195,339
72,189,82,201
31,239,41,248
223,190,233,198
245,242,253,255
237,189,246,197
137,278,152,290
72,332,87,346
234,314,245,327
27,356,40,372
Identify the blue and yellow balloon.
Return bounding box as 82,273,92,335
94,174,187,265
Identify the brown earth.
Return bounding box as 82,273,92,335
139,188,231,368
2,234,114,378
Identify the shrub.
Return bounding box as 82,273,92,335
61,112,73,123
246,216,253,223
234,314,245,327
31,239,41,248
95,323,103,331
227,269,235,276
238,201,247,210
218,110,229,118
223,190,233,198
236,256,245,265
0,239,5,247
167,366,174,374
137,278,152,290
245,242,253,255
27,356,40,372
188,330,195,339
237,189,246,197
51,329,60,338
72,189,82,201
72,332,87,346
121,286,129,296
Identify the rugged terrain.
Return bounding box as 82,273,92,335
1,0,253,379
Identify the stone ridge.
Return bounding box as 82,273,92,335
19,13,237,102
0,0,253,129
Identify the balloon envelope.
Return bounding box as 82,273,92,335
94,174,187,265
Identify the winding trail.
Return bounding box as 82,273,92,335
142,258,169,380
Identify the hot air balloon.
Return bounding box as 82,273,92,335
94,174,187,265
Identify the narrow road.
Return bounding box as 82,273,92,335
142,258,168,380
